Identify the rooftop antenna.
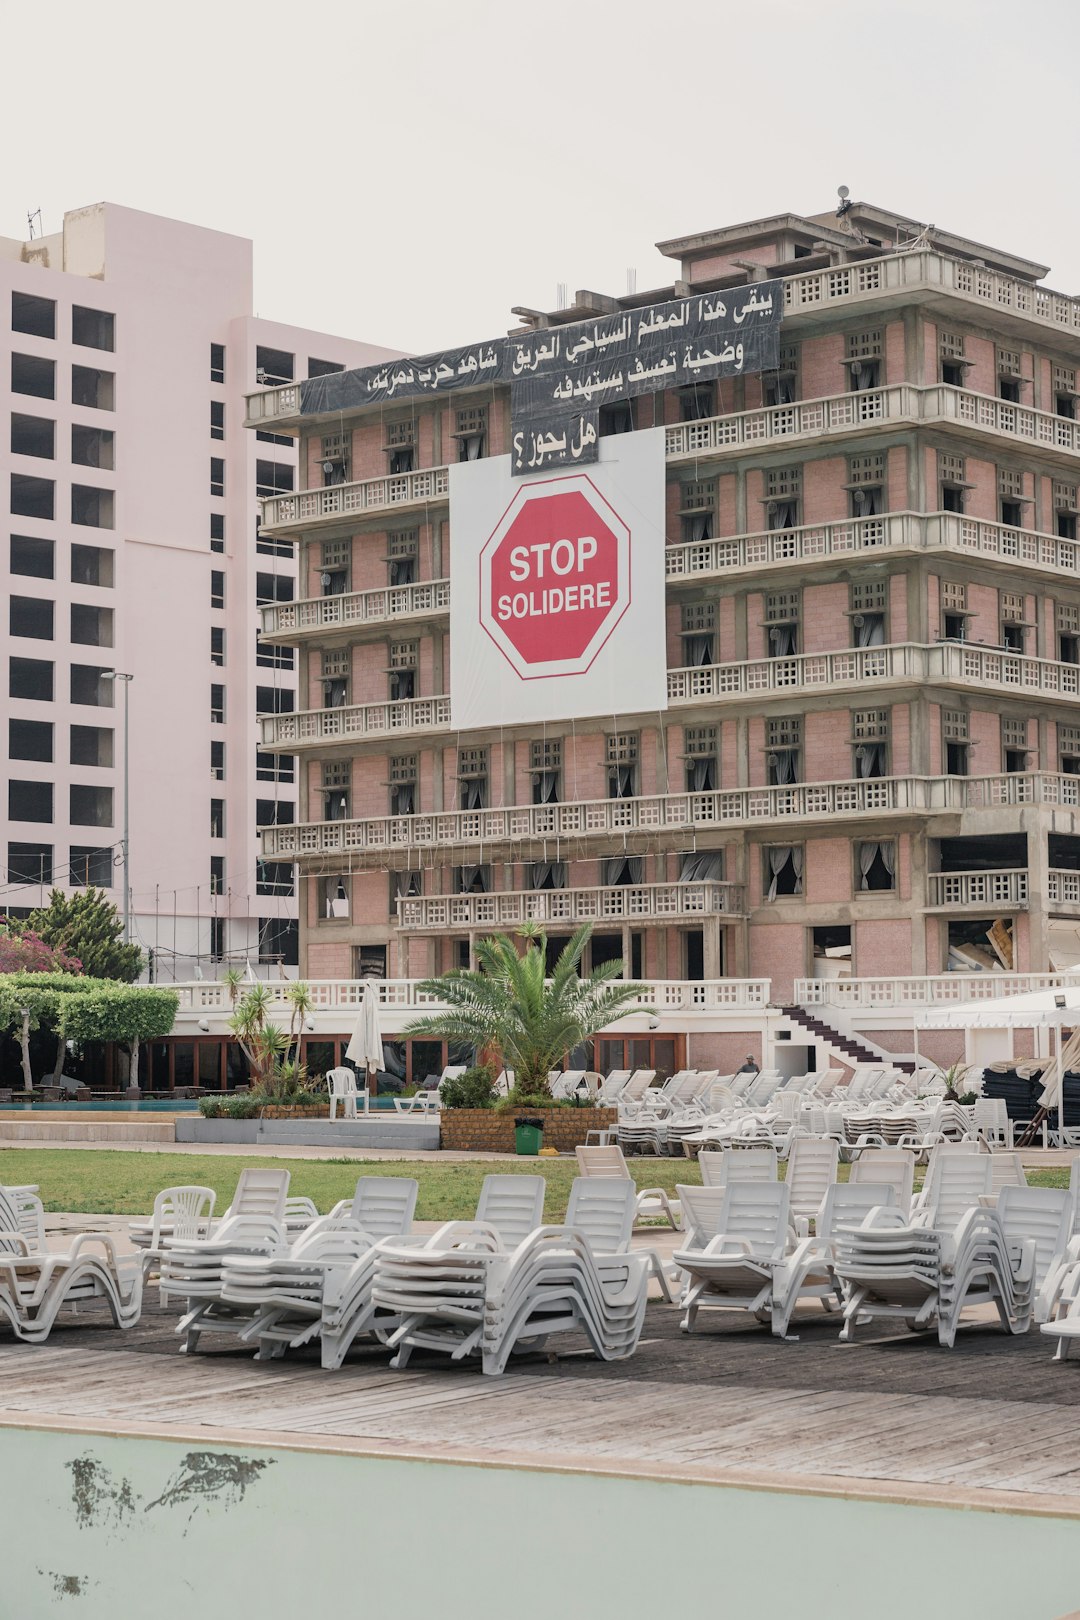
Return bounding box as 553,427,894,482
626,267,637,295
835,185,852,219
27,208,42,240
556,282,568,311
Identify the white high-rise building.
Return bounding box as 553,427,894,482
1,202,398,980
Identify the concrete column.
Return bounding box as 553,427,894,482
703,916,723,979
735,715,750,788
909,826,931,974
1025,812,1052,972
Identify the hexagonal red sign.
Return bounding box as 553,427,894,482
479,473,631,680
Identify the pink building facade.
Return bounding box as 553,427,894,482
1,203,398,980
248,201,1080,1011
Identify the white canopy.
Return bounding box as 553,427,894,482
917,986,1080,1030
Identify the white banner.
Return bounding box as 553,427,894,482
449,428,668,730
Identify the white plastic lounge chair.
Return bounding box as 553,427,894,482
698,1147,778,1188
771,1181,899,1340
672,1181,794,1332
375,1177,650,1376
0,1185,143,1343
371,1174,548,1369
219,1178,420,1364
848,1150,915,1215
574,1144,679,1229
131,1185,217,1280
785,1136,840,1229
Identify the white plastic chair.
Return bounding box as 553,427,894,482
326,1066,362,1119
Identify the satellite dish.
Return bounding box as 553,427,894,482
837,184,850,200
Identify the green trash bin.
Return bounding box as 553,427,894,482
514,1116,544,1156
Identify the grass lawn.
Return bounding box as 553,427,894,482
0,1149,1068,1221
0,1150,700,1221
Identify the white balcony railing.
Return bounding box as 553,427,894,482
795,970,1080,1009
782,250,1080,339
262,771,1080,863
261,696,451,748
665,512,1080,585
260,579,450,640
261,467,450,533
171,975,771,1017
665,385,917,461
1048,869,1080,908
262,776,934,862
926,869,1029,908
933,641,1080,701
397,880,746,932
245,383,302,424
668,643,923,704
928,384,1080,459
259,642,1080,752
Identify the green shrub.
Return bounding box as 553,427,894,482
441,1066,497,1110
224,1092,259,1120
198,1097,224,1119
496,1086,580,1113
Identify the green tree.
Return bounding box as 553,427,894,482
402,923,645,1100
0,981,59,1090
25,889,143,983
0,973,176,1091
63,984,178,1090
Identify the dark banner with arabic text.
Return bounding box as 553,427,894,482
300,280,782,475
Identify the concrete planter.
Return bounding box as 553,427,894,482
176,1117,440,1150
259,1105,330,1119
439,1106,617,1154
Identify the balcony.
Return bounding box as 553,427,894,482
665,382,1080,474
260,467,450,537
926,384,1080,467
665,511,1080,587
665,385,917,463
1048,869,1080,912
926,869,1028,909
933,641,1080,703
397,880,746,933
782,250,1080,344
172,975,771,1019
263,776,941,864
260,579,450,644
668,643,924,706
244,383,302,428
795,969,1080,1009
260,695,451,751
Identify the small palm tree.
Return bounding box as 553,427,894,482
402,923,644,1099
228,985,284,1085
284,981,313,1065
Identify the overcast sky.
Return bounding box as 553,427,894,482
4,0,1080,356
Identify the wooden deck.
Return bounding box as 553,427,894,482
3,1287,1080,1513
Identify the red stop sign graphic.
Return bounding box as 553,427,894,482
479,474,631,680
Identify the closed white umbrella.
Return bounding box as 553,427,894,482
345,980,384,1098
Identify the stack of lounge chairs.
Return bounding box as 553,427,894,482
371,1175,650,1376
0,1183,142,1343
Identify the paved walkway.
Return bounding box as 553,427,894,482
3,1134,1076,1170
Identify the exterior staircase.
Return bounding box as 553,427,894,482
780,1005,916,1075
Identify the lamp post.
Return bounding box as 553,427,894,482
103,671,133,942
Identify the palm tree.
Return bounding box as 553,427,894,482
402,923,645,1099
228,984,285,1086
284,981,313,1066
